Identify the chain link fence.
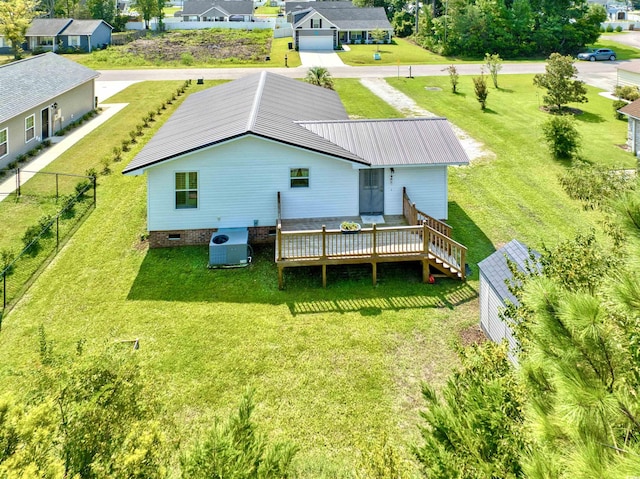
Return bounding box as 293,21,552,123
1,170,96,321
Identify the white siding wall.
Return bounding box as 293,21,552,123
627,117,640,155
385,166,448,219
618,70,640,88
479,272,518,364
146,136,359,231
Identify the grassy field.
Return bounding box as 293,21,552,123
387,74,633,265
338,37,463,66
0,75,634,476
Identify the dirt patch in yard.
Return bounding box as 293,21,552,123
459,324,486,346
124,29,272,63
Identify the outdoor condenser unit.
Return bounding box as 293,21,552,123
209,228,249,267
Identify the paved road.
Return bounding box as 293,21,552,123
96,59,631,90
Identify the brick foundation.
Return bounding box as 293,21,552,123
149,226,277,248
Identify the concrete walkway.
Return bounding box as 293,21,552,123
0,103,128,202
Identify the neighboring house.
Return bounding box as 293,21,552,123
478,239,539,363
286,2,393,50
122,72,469,248
57,20,113,52
617,63,640,89
618,98,640,155
181,0,254,22
0,18,112,55
0,53,98,170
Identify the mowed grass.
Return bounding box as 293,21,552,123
387,74,633,267
593,36,640,60
338,37,464,66
0,79,477,476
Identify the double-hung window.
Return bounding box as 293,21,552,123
311,18,321,28
25,115,35,142
175,171,198,209
290,168,309,188
0,129,7,158
68,35,81,47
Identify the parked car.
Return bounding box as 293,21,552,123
577,48,617,61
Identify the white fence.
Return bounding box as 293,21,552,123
126,18,284,31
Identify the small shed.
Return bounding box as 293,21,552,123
618,98,640,155
478,239,538,363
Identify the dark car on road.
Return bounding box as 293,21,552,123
577,48,617,61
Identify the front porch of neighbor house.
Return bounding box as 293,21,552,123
276,188,467,289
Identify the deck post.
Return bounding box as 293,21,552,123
321,225,327,259
278,265,284,290
422,220,428,253
422,259,429,283
372,224,377,257
322,264,327,288
372,261,377,286
277,224,282,261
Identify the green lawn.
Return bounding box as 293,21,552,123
387,74,633,265
338,37,465,66
588,37,640,60
0,75,634,476
254,6,281,14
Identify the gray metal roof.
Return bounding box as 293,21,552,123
294,6,392,29
61,19,112,35
0,53,99,125
297,118,470,166
123,72,364,174
26,18,72,36
182,0,253,15
478,239,540,306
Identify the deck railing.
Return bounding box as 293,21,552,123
402,187,452,238
276,190,466,281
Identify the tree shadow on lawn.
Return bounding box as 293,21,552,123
573,111,605,124
127,244,477,315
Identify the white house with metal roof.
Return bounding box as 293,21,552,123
180,0,254,22
0,53,98,169
287,2,393,50
478,239,539,363
123,72,469,248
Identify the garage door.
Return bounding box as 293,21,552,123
298,35,333,50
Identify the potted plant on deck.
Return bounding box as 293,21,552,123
340,221,361,234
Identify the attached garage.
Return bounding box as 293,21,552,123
298,33,334,50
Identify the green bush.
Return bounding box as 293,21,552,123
21,224,42,252
559,161,636,210
614,85,640,101
75,179,92,196
0,248,15,276
616,25,623,32
121,139,131,152
606,24,615,32
613,99,628,119
37,214,55,238
541,115,581,160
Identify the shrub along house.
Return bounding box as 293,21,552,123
123,72,469,286
286,2,393,50
0,53,98,169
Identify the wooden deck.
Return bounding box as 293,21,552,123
275,189,467,288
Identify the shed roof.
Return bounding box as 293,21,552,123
26,18,72,36
298,118,470,166
123,72,469,174
478,239,540,306
618,98,640,120
61,19,112,35
0,53,98,125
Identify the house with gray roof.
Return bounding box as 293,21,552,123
0,18,111,55
181,0,254,22
0,52,98,169
123,72,469,248
478,239,540,363
618,98,640,156
288,2,393,50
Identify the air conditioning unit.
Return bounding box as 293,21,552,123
209,228,249,268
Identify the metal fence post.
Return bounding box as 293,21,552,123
56,173,59,201
56,216,59,251
2,270,6,310
15,168,20,197
93,175,97,207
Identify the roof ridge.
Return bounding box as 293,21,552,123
0,51,54,70
296,117,446,124
247,71,267,132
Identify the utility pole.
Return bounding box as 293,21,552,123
415,0,419,34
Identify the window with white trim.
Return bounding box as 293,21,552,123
68,35,81,47
0,36,7,48
290,168,309,188
175,171,198,208
311,18,321,28
25,114,35,142
0,128,7,159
